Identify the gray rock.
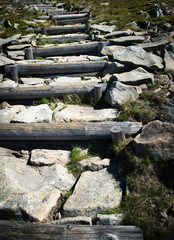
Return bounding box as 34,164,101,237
91,24,116,33
105,30,133,39
0,34,21,47
0,147,76,222
20,78,45,85
11,38,31,45
110,36,145,46
111,67,154,85
113,46,163,71
162,97,174,123
0,56,15,67
7,44,31,50
30,149,71,166
0,105,26,123
133,120,174,162
52,216,92,225
63,169,122,217
75,157,110,171
101,45,125,57
164,50,174,72
96,214,123,225
136,41,165,52
0,80,17,88
8,51,25,60
38,34,89,43
12,104,52,123
0,74,3,82
53,105,118,122
105,81,140,107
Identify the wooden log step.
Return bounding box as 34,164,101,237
55,17,88,25
34,24,88,35
33,42,99,57
37,33,89,43
0,121,143,140
0,220,143,240
0,83,107,100
52,13,88,20
5,61,107,76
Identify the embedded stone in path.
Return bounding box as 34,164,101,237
50,76,100,86
20,77,45,85
0,80,17,88
12,104,52,123
0,147,76,222
96,214,123,225
105,30,133,38
0,55,15,67
52,216,92,225
75,157,110,171
101,45,125,57
8,50,25,60
110,36,145,46
53,105,118,122
63,169,122,217
30,149,71,166
113,46,163,71
105,81,140,107
91,24,116,33
133,120,174,162
0,105,26,123
111,67,154,85
164,49,174,72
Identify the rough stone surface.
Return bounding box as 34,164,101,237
0,147,76,222
101,45,124,57
96,214,123,225
162,97,174,123
7,44,31,50
30,149,71,166
46,55,108,62
105,30,133,39
20,78,45,85
75,157,110,171
0,105,26,123
0,80,17,88
111,67,154,85
50,77,100,86
12,104,52,123
53,105,118,122
52,216,92,225
8,50,25,60
164,49,174,72
0,56,15,67
91,24,116,33
113,46,163,70
134,120,174,162
63,169,122,217
105,81,140,107
110,36,145,46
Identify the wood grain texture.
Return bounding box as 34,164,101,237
0,220,143,240
0,122,142,140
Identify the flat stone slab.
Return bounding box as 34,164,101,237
12,104,52,123
30,149,71,166
136,40,165,52
0,105,26,123
75,157,110,171
105,30,133,39
0,56,15,67
105,81,140,107
53,105,118,122
52,216,92,225
111,67,154,85
7,51,25,60
50,77,100,86
91,24,116,33
20,78,45,85
46,55,108,62
96,214,123,225
164,49,174,72
37,33,89,43
0,147,76,222
7,44,31,50
0,80,17,88
63,169,122,217
101,46,125,57
113,46,163,70
110,36,145,46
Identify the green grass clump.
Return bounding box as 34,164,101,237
119,147,174,240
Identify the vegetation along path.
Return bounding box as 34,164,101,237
0,0,174,239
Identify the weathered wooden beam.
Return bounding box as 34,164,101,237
0,84,105,99
5,61,107,76
34,25,87,35
0,122,142,140
52,13,88,20
33,42,99,57
0,221,143,240
55,17,88,25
